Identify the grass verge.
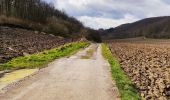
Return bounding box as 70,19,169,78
101,43,141,100
0,41,90,71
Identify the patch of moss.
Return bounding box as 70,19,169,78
0,69,37,84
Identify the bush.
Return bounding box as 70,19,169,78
86,32,102,43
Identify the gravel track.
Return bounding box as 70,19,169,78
0,44,119,100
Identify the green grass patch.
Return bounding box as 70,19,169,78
0,41,90,71
81,48,95,59
81,56,91,59
101,43,141,100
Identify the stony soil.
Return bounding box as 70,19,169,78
109,41,170,100
0,26,77,63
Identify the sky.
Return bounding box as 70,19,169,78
44,0,170,29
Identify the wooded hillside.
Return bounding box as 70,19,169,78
0,0,84,37
101,16,170,39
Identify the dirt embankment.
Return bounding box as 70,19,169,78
109,42,170,100
0,26,78,63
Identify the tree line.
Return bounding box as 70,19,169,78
0,0,83,37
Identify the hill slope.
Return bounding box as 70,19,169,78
0,26,79,64
102,16,170,39
0,0,84,38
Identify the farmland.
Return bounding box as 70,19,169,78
108,39,170,100
0,26,79,64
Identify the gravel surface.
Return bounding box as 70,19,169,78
0,44,120,100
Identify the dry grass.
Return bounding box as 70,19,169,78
0,15,44,31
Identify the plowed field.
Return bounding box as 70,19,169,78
109,40,170,100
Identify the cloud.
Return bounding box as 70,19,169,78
45,0,170,29
78,14,139,29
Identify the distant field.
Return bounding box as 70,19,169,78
106,37,170,44
108,39,170,100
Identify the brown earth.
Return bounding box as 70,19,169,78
0,26,78,63
109,40,170,100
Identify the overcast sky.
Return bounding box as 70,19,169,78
44,0,170,29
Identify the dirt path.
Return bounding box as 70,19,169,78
0,44,120,100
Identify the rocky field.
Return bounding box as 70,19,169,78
0,26,78,64
109,41,170,100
